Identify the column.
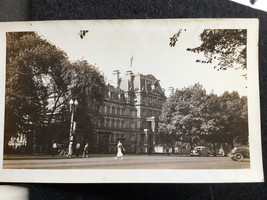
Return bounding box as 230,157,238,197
144,129,149,153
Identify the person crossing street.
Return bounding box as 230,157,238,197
114,140,125,160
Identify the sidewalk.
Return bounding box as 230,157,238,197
3,153,225,160
3,154,115,160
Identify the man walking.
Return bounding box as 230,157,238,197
75,142,81,157
52,142,57,158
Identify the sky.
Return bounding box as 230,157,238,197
38,21,247,97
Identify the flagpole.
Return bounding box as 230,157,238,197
130,55,133,69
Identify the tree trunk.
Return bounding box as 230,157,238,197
26,132,34,154
189,134,193,151
42,125,52,154
213,142,216,156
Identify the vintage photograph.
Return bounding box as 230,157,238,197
0,19,263,183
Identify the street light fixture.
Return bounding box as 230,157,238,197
67,99,78,157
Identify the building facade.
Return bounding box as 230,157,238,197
94,70,166,154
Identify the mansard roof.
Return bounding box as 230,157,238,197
106,70,166,100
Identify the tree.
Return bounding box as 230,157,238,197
170,29,247,74
200,93,226,155
5,32,106,154
5,32,72,153
158,83,208,150
203,91,248,155
158,84,248,155
69,60,106,150
218,91,248,147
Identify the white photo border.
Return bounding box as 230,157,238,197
0,19,263,183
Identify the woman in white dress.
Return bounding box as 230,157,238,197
115,140,125,160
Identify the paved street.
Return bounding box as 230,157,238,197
3,155,250,169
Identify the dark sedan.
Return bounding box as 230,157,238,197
230,146,250,161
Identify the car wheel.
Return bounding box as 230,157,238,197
234,153,244,161
231,157,236,161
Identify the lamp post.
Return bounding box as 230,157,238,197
67,99,78,157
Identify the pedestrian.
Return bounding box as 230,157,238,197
166,146,170,156
172,146,175,154
67,142,73,158
58,144,65,157
52,142,57,157
75,142,81,157
83,143,89,158
114,140,125,160
148,145,152,156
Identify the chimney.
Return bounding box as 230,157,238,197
112,70,120,88
168,87,174,93
165,87,174,97
125,70,133,81
126,70,134,90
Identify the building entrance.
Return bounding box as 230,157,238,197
98,132,110,153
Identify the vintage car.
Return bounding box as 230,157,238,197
190,146,211,157
230,146,250,161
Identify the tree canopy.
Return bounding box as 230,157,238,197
4,32,106,153
170,29,247,73
158,83,207,149
158,84,248,152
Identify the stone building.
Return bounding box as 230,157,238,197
94,70,166,154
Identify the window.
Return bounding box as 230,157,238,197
126,108,130,116
130,122,135,129
147,110,151,117
104,106,107,114
106,119,110,128
110,133,115,142
131,109,136,116
140,134,144,145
